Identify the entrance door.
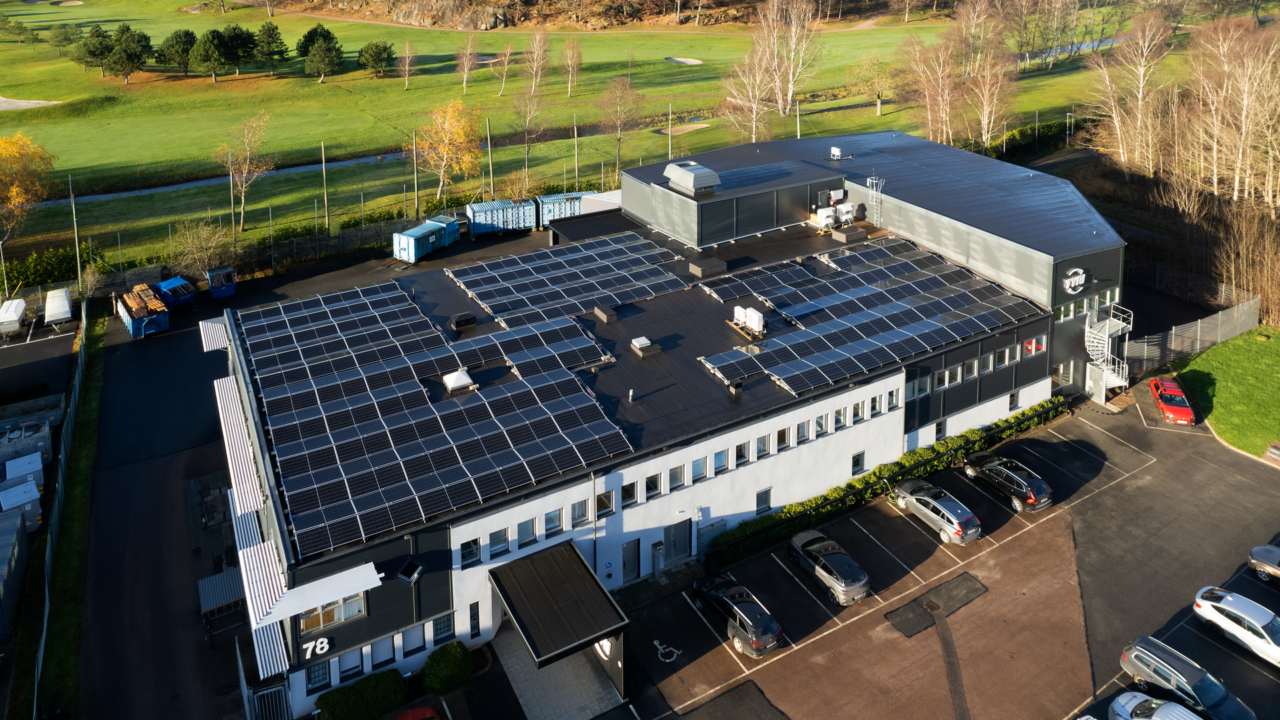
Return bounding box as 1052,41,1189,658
622,539,640,582
665,519,692,561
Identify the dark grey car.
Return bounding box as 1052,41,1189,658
787,530,870,605
691,574,783,658
893,479,981,545
964,451,1054,513
1119,636,1256,720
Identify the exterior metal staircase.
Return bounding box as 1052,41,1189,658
1085,303,1132,390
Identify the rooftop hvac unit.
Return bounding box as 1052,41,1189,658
744,308,765,333
631,337,651,349
830,189,845,201
442,369,477,394
663,161,720,197
837,203,855,224
830,147,842,160
733,306,747,325
815,207,836,231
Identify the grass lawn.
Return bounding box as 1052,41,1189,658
1171,326,1280,457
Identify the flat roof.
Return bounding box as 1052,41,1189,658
621,132,1124,260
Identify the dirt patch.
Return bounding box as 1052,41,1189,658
657,123,709,136
0,97,62,112
53,1,83,5
666,57,704,65
476,55,499,64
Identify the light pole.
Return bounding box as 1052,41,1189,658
1,240,8,299
1066,112,1073,146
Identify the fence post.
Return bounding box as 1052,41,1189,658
1196,319,1201,353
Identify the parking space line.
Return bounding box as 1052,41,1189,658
1241,573,1280,598
1061,671,1128,720
851,519,924,583
889,502,962,563
1015,445,1099,490
1049,429,1130,473
1182,624,1280,686
770,554,840,623
681,590,748,673
958,474,1032,527
1078,417,1157,460
1060,457,1157,510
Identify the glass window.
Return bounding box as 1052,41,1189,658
796,420,809,443
338,648,363,679
692,457,707,482
756,435,770,458
714,450,728,473
518,518,537,548
870,396,881,415
669,465,685,490
935,420,946,439
815,414,826,435
776,427,789,450
735,442,750,465
645,474,661,499
621,481,637,506
916,376,930,395
1023,335,1046,358
756,488,772,515
372,636,395,669
571,500,589,526
947,366,961,385
834,407,846,428
596,490,615,517
433,612,455,643
1008,392,1018,411
995,347,1010,368
1055,304,1071,323
852,401,864,421
1053,361,1073,389
402,624,427,656
544,508,562,536
963,359,978,381
851,452,865,475
461,538,481,566
489,528,509,557
981,353,994,374
934,369,947,390
887,390,899,410
470,601,481,639
306,662,330,691
1076,298,1090,317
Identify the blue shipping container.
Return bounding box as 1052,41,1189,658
466,199,537,236
0,507,28,642
156,277,197,308
429,215,461,248
206,266,236,299
393,221,447,263
535,192,594,225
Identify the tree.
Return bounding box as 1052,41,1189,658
0,15,9,39
598,77,643,184
512,91,544,180
357,40,395,77
253,22,289,76
72,24,113,76
50,24,81,58
170,219,236,279
22,25,41,51
0,133,56,248
411,99,482,199
560,37,582,99
305,36,343,83
523,28,550,95
263,0,281,17
159,29,197,76
455,33,478,95
7,20,25,43
489,43,515,96
891,0,916,23
104,24,152,84
397,39,416,90
215,111,275,231
849,53,892,116
222,24,255,75
719,41,775,144
756,0,822,117
296,23,337,58
962,36,1016,154
190,29,230,83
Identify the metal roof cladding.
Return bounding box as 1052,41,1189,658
621,131,1124,261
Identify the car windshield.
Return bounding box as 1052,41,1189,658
1262,616,1280,644
927,489,949,502
1191,673,1229,708
1159,393,1190,407
1131,699,1167,719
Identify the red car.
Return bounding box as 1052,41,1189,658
1149,378,1196,425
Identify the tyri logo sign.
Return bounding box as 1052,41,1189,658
1062,268,1090,295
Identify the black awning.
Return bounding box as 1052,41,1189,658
489,541,628,668
548,210,641,243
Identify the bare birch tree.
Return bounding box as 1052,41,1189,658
523,28,551,95
171,219,236,278
215,111,275,232
720,41,776,143
512,91,544,181
963,36,1016,153
849,53,893,116
490,43,515,97
398,39,416,90
598,77,643,185
756,0,821,118
455,34,478,95
560,37,582,98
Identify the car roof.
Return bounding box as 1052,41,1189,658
791,529,826,546
1155,378,1185,395
1214,589,1277,626
1132,636,1207,684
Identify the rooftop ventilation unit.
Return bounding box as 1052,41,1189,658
831,147,842,160
442,369,478,394
663,161,720,197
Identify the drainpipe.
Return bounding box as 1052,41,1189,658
591,471,598,575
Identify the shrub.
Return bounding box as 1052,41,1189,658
272,223,319,242
0,241,104,288
339,206,406,230
313,668,405,720
420,641,472,695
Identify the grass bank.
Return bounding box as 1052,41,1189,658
1172,326,1280,457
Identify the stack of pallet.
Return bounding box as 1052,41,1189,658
121,284,167,319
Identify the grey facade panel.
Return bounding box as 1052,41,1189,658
943,381,979,415
779,185,808,223
700,199,736,244
649,186,699,245
945,342,981,366
979,365,1016,403
1017,352,1051,387
1051,247,1125,308
620,175,652,224
736,193,777,235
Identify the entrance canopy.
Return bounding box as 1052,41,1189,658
489,542,628,669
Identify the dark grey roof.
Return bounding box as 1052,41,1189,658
622,132,1123,260
550,209,643,243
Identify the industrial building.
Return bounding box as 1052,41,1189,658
204,132,1130,717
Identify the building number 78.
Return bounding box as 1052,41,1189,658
303,638,330,659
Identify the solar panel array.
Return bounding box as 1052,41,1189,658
234,285,633,559
699,262,821,302
447,233,687,329
700,238,1044,395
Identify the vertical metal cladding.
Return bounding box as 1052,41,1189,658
535,191,594,225
466,199,538,235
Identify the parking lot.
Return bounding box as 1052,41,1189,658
623,402,1280,720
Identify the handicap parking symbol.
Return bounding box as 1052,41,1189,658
654,640,682,663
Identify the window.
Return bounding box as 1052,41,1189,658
1055,303,1072,323
714,450,728,473
572,500,589,526
851,452,865,475
402,624,427,657
963,359,978,381
338,648,363,680
870,395,881,415
981,353,994,374
776,427,789,450
518,518,537,548
735,442,750,465
372,636,395,669
692,457,707,482
306,662,330,692
935,420,946,439
622,481,638,506
461,538,481,567
1100,287,1120,306
1075,297,1090,317
301,594,366,635
935,366,961,391
544,508,563,537
669,465,685,490
995,346,1016,368
887,390,899,410
1009,392,1018,411
834,407,846,428
470,601,482,639
756,488,772,515
645,475,661,500
397,559,423,584
1052,361,1074,389
796,420,809,443
756,435,770,458
596,489,615,517
489,528,509,558
851,401,864,422
433,612,455,643
815,414,827,435
906,375,930,399
1022,334,1046,359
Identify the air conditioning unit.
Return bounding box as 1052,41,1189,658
815,207,836,230
830,189,845,201
632,337,651,349
837,203,855,223
744,308,765,333
733,306,747,325
830,147,842,160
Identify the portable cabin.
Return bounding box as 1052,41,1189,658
0,508,28,642
0,422,50,465
466,199,537,236
0,300,24,336
115,285,170,340
0,482,40,534
535,192,594,226
429,215,461,248
206,266,236,299
393,220,447,264
157,277,197,309
44,288,72,327
3,453,43,494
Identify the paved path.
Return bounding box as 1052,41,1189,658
491,626,619,720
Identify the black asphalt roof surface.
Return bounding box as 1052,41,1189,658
621,131,1124,260
550,209,643,243
488,541,627,666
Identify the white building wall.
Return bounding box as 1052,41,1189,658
904,376,1052,452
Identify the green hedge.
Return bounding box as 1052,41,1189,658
314,668,405,720
1,241,104,289
705,398,1067,569
420,640,472,695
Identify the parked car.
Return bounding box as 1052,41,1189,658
1149,378,1196,425
893,479,981,545
1247,545,1280,583
787,530,870,606
1193,586,1280,667
963,452,1054,514
690,574,783,658
1119,635,1255,720
1109,692,1204,720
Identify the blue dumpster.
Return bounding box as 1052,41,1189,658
157,277,196,309
206,266,236,299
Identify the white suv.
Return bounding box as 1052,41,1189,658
1193,586,1280,666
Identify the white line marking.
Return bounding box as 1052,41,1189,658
441,698,454,720
1078,417,1157,460
1061,457,1157,509
1181,625,1280,686
682,590,747,673
851,518,924,584
1050,428,1127,472
771,553,840,623
629,704,643,720
1061,671,1128,720
1241,573,1280,597
890,501,961,563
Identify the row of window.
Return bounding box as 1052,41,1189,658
905,336,1045,399
1055,288,1120,323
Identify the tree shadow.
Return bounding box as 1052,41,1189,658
1177,368,1215,419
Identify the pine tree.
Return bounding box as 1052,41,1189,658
304,36,343,83
104,24,151,84
295,23,336,58
222,24,255,75
357,40,394,78
190,29,229,83
159,29,197,75
253,22,289,76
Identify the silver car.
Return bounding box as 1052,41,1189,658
1109,692,1204,720
787,530,870,606
893,479,981,545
